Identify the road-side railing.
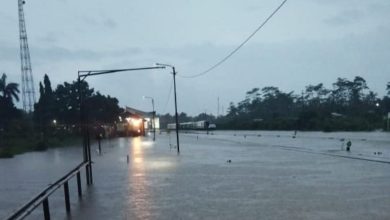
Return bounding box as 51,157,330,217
6,161,89,220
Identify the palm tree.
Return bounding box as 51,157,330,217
0,73,20,104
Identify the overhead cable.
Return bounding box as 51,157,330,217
179,0,288,78
161,78,174,113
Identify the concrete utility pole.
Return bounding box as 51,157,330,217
156,63,180,154
172,66,180,154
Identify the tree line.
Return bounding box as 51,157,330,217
216,76,390,131
1,73,390,136
34,74,121,134
0,73,121,154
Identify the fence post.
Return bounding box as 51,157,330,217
64,181,71,213
77,171,82,197
42,198,50,220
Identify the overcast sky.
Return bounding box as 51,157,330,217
1,0,389,116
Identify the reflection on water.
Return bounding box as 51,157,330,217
128,137,152,219
1,132,389,219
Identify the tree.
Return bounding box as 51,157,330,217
217,76,386,131
54,80,94,125
331,77,352,107
34,74,56,128
86,92,121,123
0,73,21,130
350,76,368,106
178,112,191,122
194,112,215,122
305,83,330,104
0,73,20,105
226,102,238,117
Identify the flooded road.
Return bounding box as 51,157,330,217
1,131,390,219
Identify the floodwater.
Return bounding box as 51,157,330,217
1,131,390,219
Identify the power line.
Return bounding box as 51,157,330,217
161,78,174,113
179,0,288,79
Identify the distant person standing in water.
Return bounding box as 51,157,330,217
346,140,352,152
293,130,297,138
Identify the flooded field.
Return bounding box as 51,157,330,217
1,131,389,219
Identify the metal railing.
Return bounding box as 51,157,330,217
6,161,89,220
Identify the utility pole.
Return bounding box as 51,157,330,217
18,0,36,112
172,66,180,154
156,63,180,154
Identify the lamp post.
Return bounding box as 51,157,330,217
155,63,180,154
78,66,165,184
143,96,155,141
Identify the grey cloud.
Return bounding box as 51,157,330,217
0,44,19,61
81,15,99,26
80,15,118,30
0,11,16,22
367,2,390,17
30,46,142,62
324,9,365,26
33,47,103,61
37,32,62,44
150,25,390,105
312,0,365,6
110,48,143,57
103,18,117,29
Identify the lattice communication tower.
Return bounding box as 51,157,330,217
18,0,36,112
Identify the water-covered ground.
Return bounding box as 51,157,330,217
1,131,390,219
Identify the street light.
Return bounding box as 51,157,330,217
143,96,155,141
78,66,165,185
155,63,180,154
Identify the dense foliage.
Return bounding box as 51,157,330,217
0,74,121,156
158,77,389,131
0,73,23,130
216,77,390,131
34,74,121,132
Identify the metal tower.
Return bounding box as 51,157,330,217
18,0,36,112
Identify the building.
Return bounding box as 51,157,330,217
124,106,160,131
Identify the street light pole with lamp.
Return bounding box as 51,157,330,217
155,63,180,154
143,96,155,141
78,66,166,184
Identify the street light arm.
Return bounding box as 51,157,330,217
78,66,166,79
155,63,174,68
